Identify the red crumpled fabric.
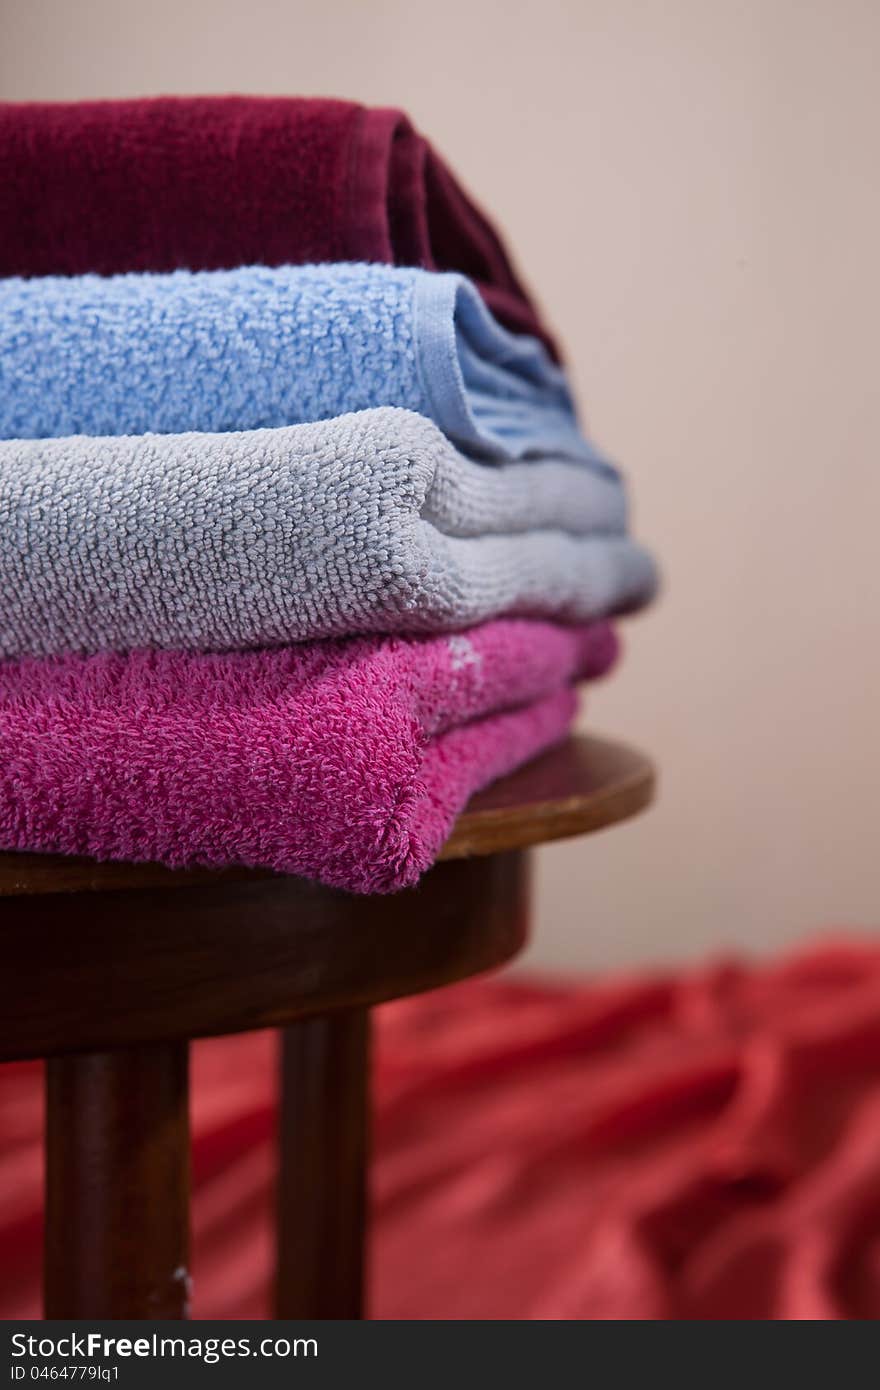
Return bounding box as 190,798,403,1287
3,937,880,1320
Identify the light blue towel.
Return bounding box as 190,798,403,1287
0,263,605,466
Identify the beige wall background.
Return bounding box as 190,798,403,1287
2,0,878,969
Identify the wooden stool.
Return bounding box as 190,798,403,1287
1,733,654,1320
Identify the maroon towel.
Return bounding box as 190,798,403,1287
0,95,554,351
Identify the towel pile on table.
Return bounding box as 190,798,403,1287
0,97,656,892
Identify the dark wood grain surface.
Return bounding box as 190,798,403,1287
23,733,655,1323
442,733,654,858
276,1012,369,1318
2,851,530,1061
44,1043,190,1318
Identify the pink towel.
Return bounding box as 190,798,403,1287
0,621,617,893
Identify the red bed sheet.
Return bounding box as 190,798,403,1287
3,937,880,1320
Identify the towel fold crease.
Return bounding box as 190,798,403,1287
0,619,617,892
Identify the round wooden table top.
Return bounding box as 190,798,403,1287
0,733,654,898
442,732,654,860
0,734,655,1060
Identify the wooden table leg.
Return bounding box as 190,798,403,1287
276,1010,370,1318
44,1042,190,1318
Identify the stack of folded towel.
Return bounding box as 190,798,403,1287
0,97,656,893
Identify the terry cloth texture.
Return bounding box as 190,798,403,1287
0,97,553,351
0,620,618,893
0,409,655,659
0,263,587,463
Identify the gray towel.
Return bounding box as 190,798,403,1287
0,407,656,658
